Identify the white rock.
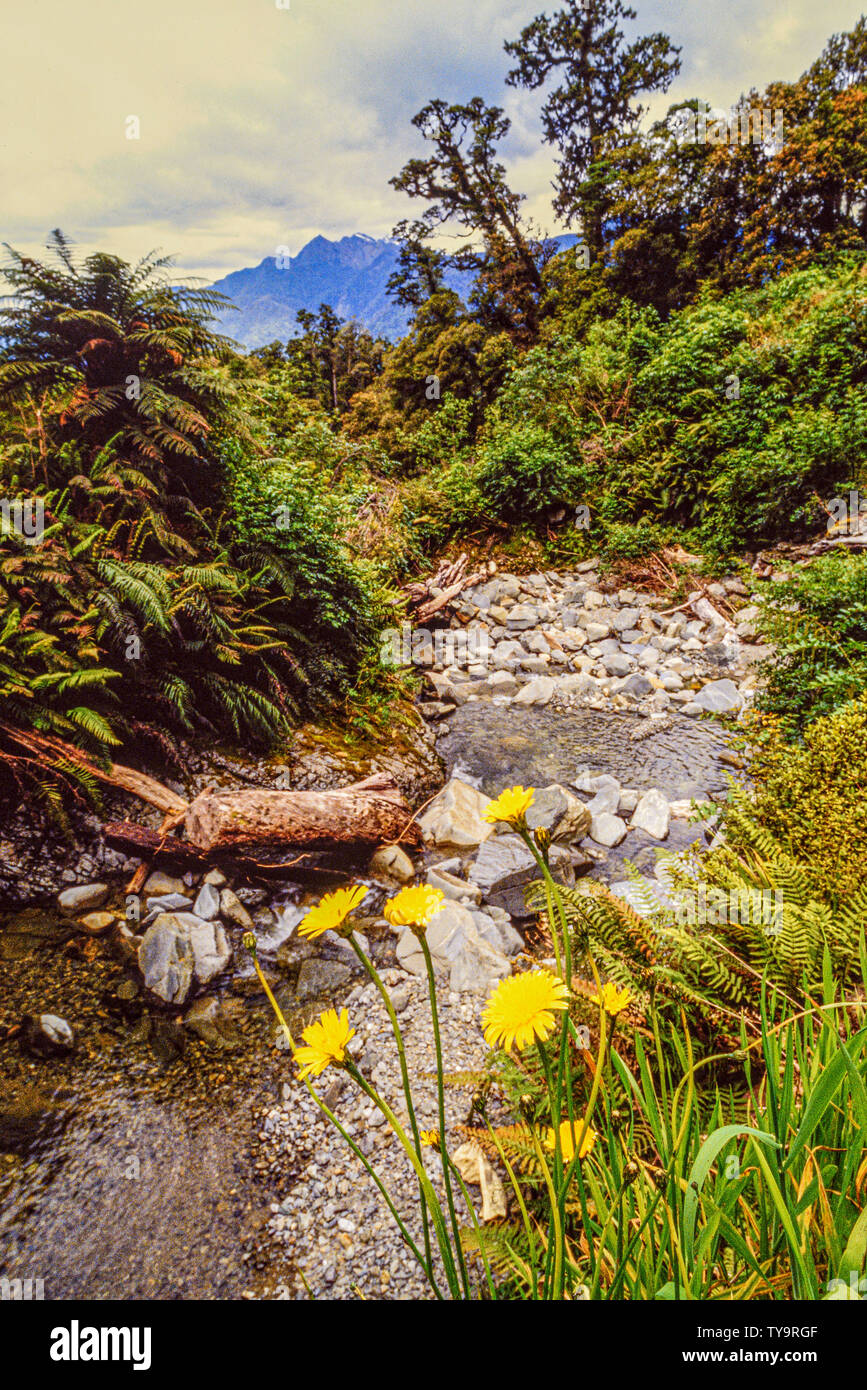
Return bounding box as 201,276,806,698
513,676,555,706
418,778,493,848
589,813,627,847
630,789,671,840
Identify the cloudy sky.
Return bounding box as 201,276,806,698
1,0,864,281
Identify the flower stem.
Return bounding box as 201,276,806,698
344,1059,462,1298
419,934,472,1298
347,931,433,1277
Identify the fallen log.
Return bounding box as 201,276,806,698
104,822,353,883
184,771,421,853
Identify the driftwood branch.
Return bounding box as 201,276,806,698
401,553,488,623
4,723,420,861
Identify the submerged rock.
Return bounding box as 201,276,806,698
57,883,108,913
138,912,232,1005
20,1013,75,1057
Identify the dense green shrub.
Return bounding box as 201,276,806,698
475,423,588,519
753,552,867,730
728,697,867,907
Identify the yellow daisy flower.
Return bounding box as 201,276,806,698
419,1130,441,1150
299,885,368,940
589,981,632,1017
482,970,570,1051
383,884,445,931
295,1007,355,1079
483,785,536,827
546,1118,597,1162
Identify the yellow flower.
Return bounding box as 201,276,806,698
589,981,632,1017
482,970,569,1052
299,885,368,940
383,884,445,930
483,785,535,827
295,1007,355,1079
546,1118,597,1162
419,1130,441,1150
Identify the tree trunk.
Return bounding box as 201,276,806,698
184,772,420,853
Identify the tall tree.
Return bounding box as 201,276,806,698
390,98,546,344
505,0,681,250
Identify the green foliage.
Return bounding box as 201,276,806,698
475,424,588,519
727,698,867,904
753,553,867,729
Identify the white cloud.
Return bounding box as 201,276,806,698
0,0,863,280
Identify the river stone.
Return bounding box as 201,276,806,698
505,604,538,630
219,889,254,930
146,892,194,915
138,924,193,1004
143,871,187,897
589,812,628,847
138,913,231,1004
491,639,525,669
396,902,511,992
183,996,241,1049
514,676,555,706
610,607,642,632
57,883,108,913
585,776,621,817
193,883,222,920
21,1013,75,1056
470,911,524,957
693,679,743,714
426,865,483,905
618,674,654,697
602,653,632,677
489,670,518,696
418,778,493,848
370,844,415,883
630,789,671,840
468,834,572,895
78,911,116,935
296,958,353,1001
525,784,591,844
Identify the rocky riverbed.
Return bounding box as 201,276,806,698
0,557,769,1300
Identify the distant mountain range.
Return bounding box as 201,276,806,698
210,232,582,349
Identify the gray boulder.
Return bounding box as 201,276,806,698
418,778,493,848
513,676,555,706
525,784,591,844
138,912,231,1005
192,883,222,921
589,813,628,847
693,679,743,714
396,902,511,992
